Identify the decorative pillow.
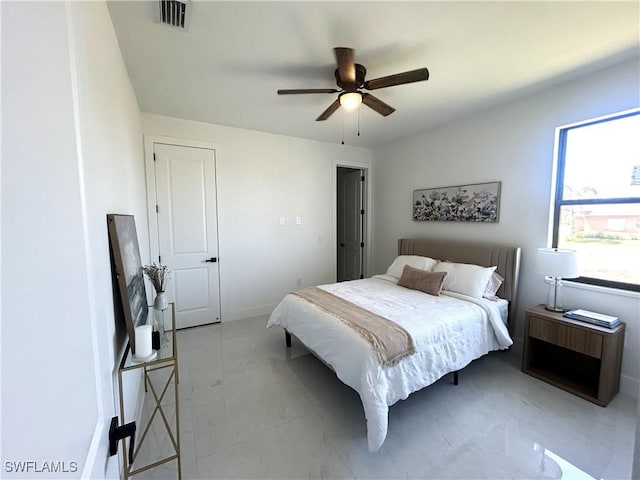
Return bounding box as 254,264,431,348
386,255,438,280
484,271,505,298
397,265,447,296
432,261,497,298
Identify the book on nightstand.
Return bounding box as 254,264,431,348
563,309,620,328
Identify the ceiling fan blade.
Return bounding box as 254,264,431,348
316,99,341,121
334,47,356,87
362,93,395,116
364,68,429,90
278,88,339,95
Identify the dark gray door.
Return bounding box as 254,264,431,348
337,167,364,281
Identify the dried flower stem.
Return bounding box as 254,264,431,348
142,263,170,293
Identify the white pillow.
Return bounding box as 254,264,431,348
386,255,438,280
432,261,497,298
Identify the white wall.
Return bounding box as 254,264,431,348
67,2,148,477
141,114,372,321
1,2,146,478
372,57,640,397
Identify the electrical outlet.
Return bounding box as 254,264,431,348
295,216,302,225
279,217,285,226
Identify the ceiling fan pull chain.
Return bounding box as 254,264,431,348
341,108,345,145
357,106,361,137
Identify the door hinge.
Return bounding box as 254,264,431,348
360,242,364,248
158,255,161,263
153,153,156,161
360,209,365,215
360,274,364,279
155,205,159,213
361,175,365,182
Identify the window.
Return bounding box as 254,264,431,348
553,109,640,292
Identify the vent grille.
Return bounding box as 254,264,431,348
160,0,187,28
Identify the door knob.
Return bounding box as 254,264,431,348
204,257,217,263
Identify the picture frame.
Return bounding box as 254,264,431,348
107,214,148,354
413,181,501,222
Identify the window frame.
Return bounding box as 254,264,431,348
552,108,640,293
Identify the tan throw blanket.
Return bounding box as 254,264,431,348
292,287,416,367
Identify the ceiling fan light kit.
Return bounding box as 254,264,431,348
277,47,429,124
339,92,362,111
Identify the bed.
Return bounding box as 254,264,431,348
267,238,521,451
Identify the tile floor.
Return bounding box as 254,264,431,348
137,315,637,479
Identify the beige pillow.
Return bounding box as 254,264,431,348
397,265,447,296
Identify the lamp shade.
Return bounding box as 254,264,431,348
536,248,579,278
339,92,362,111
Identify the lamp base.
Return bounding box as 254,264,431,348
545,277,565,313
544,305,566,313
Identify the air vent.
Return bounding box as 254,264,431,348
159,0,187,28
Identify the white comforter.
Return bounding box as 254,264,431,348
267,275,513,451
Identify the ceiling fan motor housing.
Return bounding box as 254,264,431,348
335,64,367,91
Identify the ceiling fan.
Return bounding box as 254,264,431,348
278,47,429,121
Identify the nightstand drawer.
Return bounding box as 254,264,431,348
529,315,603,358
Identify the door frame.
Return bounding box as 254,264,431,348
143,134,221,313
331,158,373,281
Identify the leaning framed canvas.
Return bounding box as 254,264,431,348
413,181,501,222
107,214,148,354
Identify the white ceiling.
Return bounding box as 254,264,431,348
107,1,640,147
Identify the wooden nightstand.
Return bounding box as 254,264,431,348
522,304,625,406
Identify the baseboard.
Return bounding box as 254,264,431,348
223,303,277,322
621,374,639,399
80,419,106,479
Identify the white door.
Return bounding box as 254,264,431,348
153,142,221,328
337,167,364,281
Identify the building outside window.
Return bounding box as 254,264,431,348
553,109,640,291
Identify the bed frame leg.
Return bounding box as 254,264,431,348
285,330,291,348
453,370,459,385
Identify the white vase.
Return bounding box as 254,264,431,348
153,291,168,311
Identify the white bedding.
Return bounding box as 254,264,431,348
267,275,513,451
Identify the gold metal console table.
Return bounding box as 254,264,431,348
117,304,181,479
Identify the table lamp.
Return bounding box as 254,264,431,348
536,248,579,312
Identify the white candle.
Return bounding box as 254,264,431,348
134,325,152,359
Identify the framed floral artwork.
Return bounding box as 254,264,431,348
413,181,501,222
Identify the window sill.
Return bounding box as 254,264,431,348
563,279,640,299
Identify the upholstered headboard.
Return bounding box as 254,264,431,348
398,238,521,330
